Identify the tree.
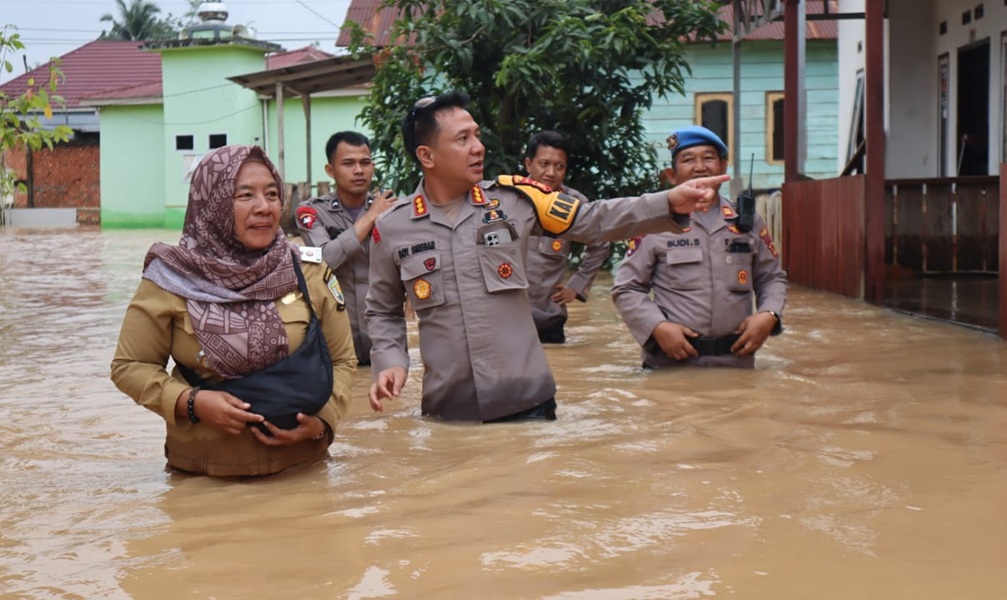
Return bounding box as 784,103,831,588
0,27,72,203
99,0,176,41
345,0,724,200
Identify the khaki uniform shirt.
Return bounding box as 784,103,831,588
366,178,687,422
296,192,376,365
111,260,357,477
525,186,611,331
612,196,788,369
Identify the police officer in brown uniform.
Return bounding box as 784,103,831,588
365,92,729,422
522,131,611,344
295,131,395,365
612,126,788,369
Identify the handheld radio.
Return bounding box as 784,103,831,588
735,153,756,233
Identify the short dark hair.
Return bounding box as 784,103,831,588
524,130,571,160
325,131,370,164
401,91,471,166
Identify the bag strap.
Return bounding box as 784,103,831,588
290,250,318,321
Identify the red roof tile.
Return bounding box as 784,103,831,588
266,46,334,70
0,40,161,108
336,0,837,48
336,0,403,48
80,80,163,104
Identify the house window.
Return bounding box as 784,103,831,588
766,92,785,164
694,93,734,163
175,135,194,151
208,133,228,149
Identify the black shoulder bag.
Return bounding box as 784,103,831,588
176,258,333,430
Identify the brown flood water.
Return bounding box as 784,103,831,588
1,228,1005,599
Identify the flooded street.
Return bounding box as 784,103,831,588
1,228,1005,599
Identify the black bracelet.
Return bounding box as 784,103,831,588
187,387,201,424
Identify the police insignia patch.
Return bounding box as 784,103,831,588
626,236,643,257
296,205,318,229
551,240,563,252
424,257,436,271
413,195,428,217
738,270,749,285
666,132,679,152
482,209,507,224
510,174,552,192
498,263,513,279
413,278,431,300
759,228,779,257
471,186,487,205
371,226,381,244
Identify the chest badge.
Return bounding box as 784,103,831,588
413,278,432,300
497,262,514,279
482,208,507,224
550,239,563,252
424,257,437,271
738,270,749,285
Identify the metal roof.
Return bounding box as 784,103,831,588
227,54,375,97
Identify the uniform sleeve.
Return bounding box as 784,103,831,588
364,214,410,375
110,279,191,425
566,240,611,300
304,263,357,433
559,192,689,244
751,215,788,321
320,227,366,271
611,238,668,347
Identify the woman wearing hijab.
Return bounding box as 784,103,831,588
111,145,357,477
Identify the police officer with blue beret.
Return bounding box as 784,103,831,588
612,125,788,368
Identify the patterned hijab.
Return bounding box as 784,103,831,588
143,145,298,378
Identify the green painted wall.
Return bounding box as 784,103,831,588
264,93,369,193
99,103,166,228
158,44,269,226
642,39,839,190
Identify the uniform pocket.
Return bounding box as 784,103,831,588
725,250,754,292
477,241,528,293
533,236,569,258
400,252,446,309
665,247,704,290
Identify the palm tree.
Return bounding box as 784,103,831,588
99,0,175,41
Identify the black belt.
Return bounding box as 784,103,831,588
687,334,740,356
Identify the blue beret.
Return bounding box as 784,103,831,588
666,125,728,159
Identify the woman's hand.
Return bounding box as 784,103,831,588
251,413,328,446
176,388,264,435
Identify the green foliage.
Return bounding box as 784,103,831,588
346,0,724,199
99,0,177,41
0,27,73,199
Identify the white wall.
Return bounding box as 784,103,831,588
837,0,1006,177
887,0,937,177
933,0,1007,174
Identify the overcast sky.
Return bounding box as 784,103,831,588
1,0,353,83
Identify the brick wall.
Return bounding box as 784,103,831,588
1,134,101,223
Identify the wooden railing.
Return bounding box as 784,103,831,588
885,177,999,274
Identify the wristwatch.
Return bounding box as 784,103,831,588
764,310,782,335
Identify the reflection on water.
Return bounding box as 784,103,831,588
1,228,1005,599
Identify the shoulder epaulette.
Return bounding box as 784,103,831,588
496,174,581,236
